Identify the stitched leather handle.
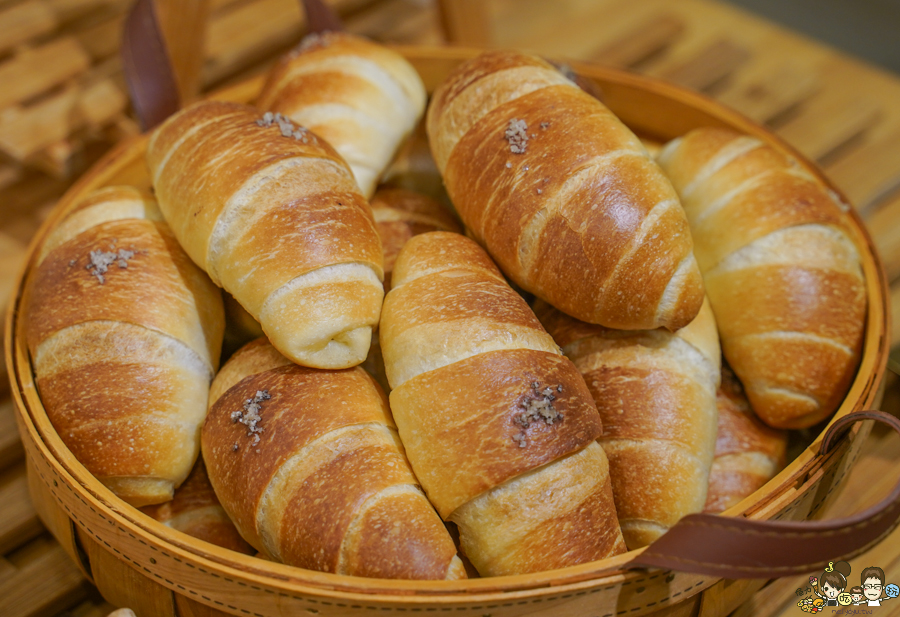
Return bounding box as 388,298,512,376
121,0,342,130
629,410,900,578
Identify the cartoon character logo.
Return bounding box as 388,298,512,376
798,563,898,609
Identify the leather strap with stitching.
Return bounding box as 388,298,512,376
629,410,900,578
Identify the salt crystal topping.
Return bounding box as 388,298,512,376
256,112,311,143
505,118,529,154
231,390,271,447
86,246,136,284
512,383,564,447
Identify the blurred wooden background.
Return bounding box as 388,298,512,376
2,1,900,616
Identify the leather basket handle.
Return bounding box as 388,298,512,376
121,0,342,131
628,410,900,578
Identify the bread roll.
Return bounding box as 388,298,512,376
704,366,788,513
426,50,704,330
146,100,384,369
140,458,254,554
535,298,720,549
657,128,866,428
257,32,427,198
25,186,224,507
362,187,462,391
202,338,465,580
380,231,625,576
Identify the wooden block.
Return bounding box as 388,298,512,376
0,399,24,470
0,38,91,110
824,129,900,213
863,191,900,282
0,86,80,161
0,162,22,191
715,62,820,124
73,13,123,61
2,534,88,617
0,2,59,55
659,38,752,92
592,14,685,69
77,79,127,128
0,463,43,555
47,0,120,23
436,0,492,46
0,230,26,323
346,0,443,45
775,88,882,163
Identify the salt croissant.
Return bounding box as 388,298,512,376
657,128,866,428
704,366,788,513
536,298,721,549
380,231,625,577
202,339,466,580
146,100,384,369
426,50,704,330
257,32,427,198
25,186,224,507
140,458,254,554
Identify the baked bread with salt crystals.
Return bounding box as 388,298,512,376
257,32,427,198
426,50,704,331
657,128,866,428
146,100,384,370
704,366,788,513
380,232,625,577
535,297,720,550
140,458,254,554
25,186,224,507
202,338,466,580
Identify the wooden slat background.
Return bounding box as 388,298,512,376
1,0,900,616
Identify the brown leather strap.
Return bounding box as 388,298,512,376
629,410,900,578
121,0,343,131
121,0,181,131
301,0,344,33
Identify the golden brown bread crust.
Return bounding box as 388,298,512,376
370,187,462,291
380,232,624,576
536,298,721,549
146,100,384,369
140,458,254,554
704,366,788,513
657,128,866,428
426,50,704,330
256,32,426,198
202,340,465,580
25,186,224,507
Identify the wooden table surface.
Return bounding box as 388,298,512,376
1,1,900,616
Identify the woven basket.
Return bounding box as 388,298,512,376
5,45,894,617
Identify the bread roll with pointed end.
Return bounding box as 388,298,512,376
657,128,866,428
25,186,224,507
704,366,788,513
257,32,427,198
146,100,384,369
536,297,720,549
381,232,625,576
362,187,462,392
425,50,704,330
202,339,466,580
140,458,254,554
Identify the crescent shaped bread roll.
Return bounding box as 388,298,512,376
657,128,866,428
202,338,466,580
535,298,721,549
426,50,704,331
380,232,625,577
256,32,427,198
25,186,224,507
140,458,255,554
363,187,462,392
703,366,788,514
146,100,384,369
